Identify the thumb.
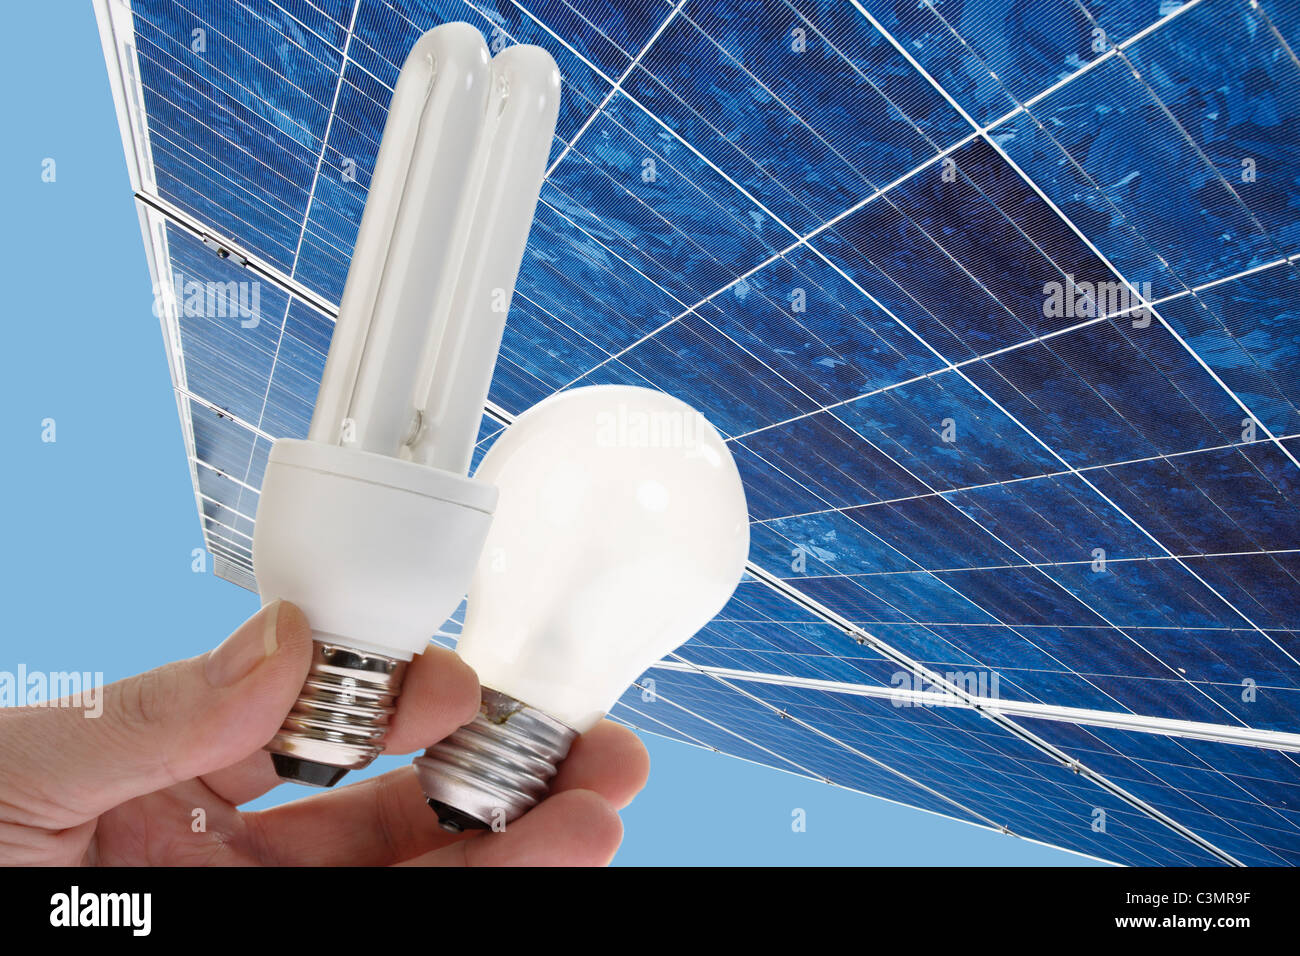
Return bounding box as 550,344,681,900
7,601,312,824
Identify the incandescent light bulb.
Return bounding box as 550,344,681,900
415,385,750,830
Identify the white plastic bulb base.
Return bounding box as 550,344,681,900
253,438,497,786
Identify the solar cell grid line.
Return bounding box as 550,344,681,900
532,182,746,317
726,313,1117,442
287,3,365,284
650,659,1300,752
743,427,1297,522
798,548,1300,579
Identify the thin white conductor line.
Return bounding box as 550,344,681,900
256,0,361,450
544,0,686,177
757,430,1300,523
289,0,360,277
730,314,1109,442
197,493,257,530
793,549,1300,578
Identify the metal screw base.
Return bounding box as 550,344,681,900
414,687,577,830
267,639,407,787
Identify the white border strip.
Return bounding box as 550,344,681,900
651,661,1300,753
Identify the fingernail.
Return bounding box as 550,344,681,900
206,601,282,688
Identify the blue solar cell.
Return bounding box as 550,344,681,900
1155,263,1300,438
545,100,779,305
516,198,682,352
992,0,1300,298
736,410,932,511
963,321,1239,467
1013,718,1300,866
1181,552,1300,631
845,0,1168,127
833,375,1061,491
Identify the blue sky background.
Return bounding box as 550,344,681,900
0,1,1101,866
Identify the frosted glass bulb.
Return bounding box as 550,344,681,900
415,385,749,830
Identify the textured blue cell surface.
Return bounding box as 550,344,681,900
117,0,1300,866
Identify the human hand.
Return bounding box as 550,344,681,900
0,602,648,865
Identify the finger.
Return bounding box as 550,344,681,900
244,765,453,866
382,645,480,754
550,720,649,810
199,750,283,807
0,602,313,826
399,789,623,866
246,716,647,865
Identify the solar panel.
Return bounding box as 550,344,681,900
96,0,1300,865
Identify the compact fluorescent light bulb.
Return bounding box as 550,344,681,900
415,386,750,830
252,23,561,787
